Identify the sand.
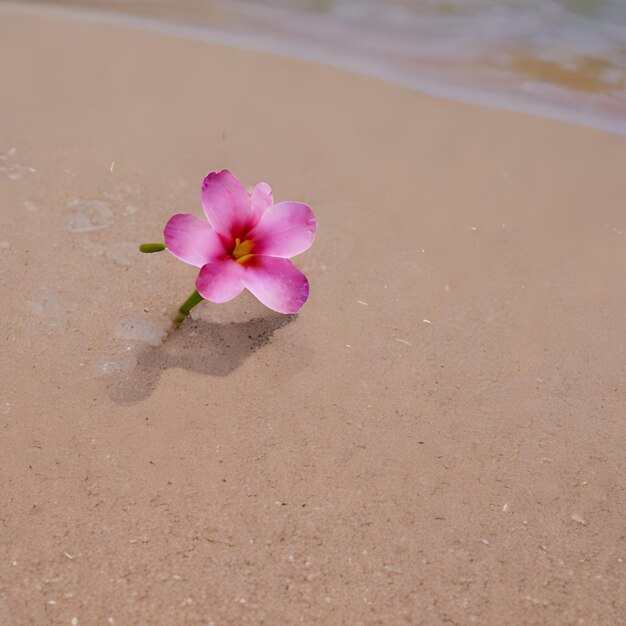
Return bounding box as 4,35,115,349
1,8,625,626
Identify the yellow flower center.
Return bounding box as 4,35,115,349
232,238,254,264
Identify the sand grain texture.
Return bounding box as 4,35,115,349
0,12,625,626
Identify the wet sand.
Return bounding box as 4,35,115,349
1,9,625,626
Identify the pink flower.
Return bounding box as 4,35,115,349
164,170,316,314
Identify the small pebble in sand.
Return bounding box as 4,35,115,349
571,513,587,525
357,300,368,306
502,502,510,512
47,600,56,605
71,618,78,626
480,538,490,545
470,226,478,231
422,319,432,324
110,161,115,172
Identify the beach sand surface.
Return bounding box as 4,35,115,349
1,10,625,625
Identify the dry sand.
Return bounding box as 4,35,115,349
1,8,625,626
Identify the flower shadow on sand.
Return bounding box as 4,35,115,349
106,313,296,404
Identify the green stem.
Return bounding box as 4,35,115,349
173,289,204,328
139,242,166,253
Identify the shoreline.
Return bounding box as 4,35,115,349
2,0,626,136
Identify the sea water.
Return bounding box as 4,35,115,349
4,0,625,133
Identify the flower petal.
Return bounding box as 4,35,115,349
196,259,244,303
249,201,316,258
164,213,226,267
250,182,273,221
243,256,309,314
201,170,251,236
